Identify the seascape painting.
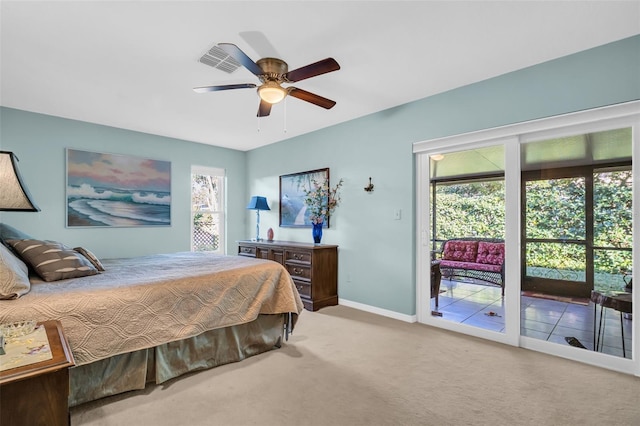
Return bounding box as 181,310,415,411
66,149,171,227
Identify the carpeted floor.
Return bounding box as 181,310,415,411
71,305,640,425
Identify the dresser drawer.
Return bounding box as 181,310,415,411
238,245,256,257
286,264,311,281
285,249,312,264
255,249,270,260
293,280,311,298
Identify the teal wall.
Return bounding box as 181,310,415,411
246,35,640,315
0,108,247,258
2,35,639,315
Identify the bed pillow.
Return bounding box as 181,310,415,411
74,247,105,272
7,239,99,282
0,223,34,247
0,242,31,299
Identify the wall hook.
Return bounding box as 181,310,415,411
364,177,374,192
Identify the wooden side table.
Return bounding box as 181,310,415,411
590,290,632,357
0,320,75,426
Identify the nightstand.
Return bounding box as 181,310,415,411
1,320,75,426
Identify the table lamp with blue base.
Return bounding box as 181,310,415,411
246,196,270,241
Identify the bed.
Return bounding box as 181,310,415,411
0,224,303,406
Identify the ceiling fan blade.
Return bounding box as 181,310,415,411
257,100,272,117
285,58,340,83
239,31,281,59
193,83,256,93
288,88,336,109
218,43,263,76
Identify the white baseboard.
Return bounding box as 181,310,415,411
338,298,417,323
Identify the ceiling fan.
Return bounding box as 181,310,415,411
193,43,340,117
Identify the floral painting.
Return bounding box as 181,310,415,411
279,168,329,227
66,149,171,227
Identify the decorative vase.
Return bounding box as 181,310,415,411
312,222,323,244
267,228,274,241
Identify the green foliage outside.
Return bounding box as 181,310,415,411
433,180,505,243
432,171,632,292
193,212,219,251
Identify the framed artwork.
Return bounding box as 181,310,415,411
279,168,330,228
66,149,171,227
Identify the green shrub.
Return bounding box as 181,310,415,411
432,170,632,281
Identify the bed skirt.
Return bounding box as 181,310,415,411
69,314,285,407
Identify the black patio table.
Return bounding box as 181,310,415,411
590,290,632,357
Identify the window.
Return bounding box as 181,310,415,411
191,166,225,253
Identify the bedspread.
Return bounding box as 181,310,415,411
0,252,303,365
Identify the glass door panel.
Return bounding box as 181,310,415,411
429,146,506,333
520,128,632,359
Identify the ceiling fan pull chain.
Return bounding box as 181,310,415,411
257,115,260,133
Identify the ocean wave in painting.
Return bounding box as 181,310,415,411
67,184,171,227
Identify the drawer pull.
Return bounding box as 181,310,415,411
293,268,303,275
293,253,301,260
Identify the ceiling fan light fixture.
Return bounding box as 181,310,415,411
258,81,287,104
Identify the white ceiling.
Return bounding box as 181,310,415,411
1,1,639,151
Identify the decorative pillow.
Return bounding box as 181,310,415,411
7,239,98,282
476,241,505,265
0,243,31,299
74,247,105,272
442,240,479,262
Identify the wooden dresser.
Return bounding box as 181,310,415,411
238,240,338,311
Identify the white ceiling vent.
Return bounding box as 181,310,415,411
199,45,241,74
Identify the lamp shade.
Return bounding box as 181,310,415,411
246,196,270,211
0,151,40,212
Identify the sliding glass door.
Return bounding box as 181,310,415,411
415,102,639,373
520,128,633,359
427,145,507,334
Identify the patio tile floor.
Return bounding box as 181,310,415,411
431,279,633,359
